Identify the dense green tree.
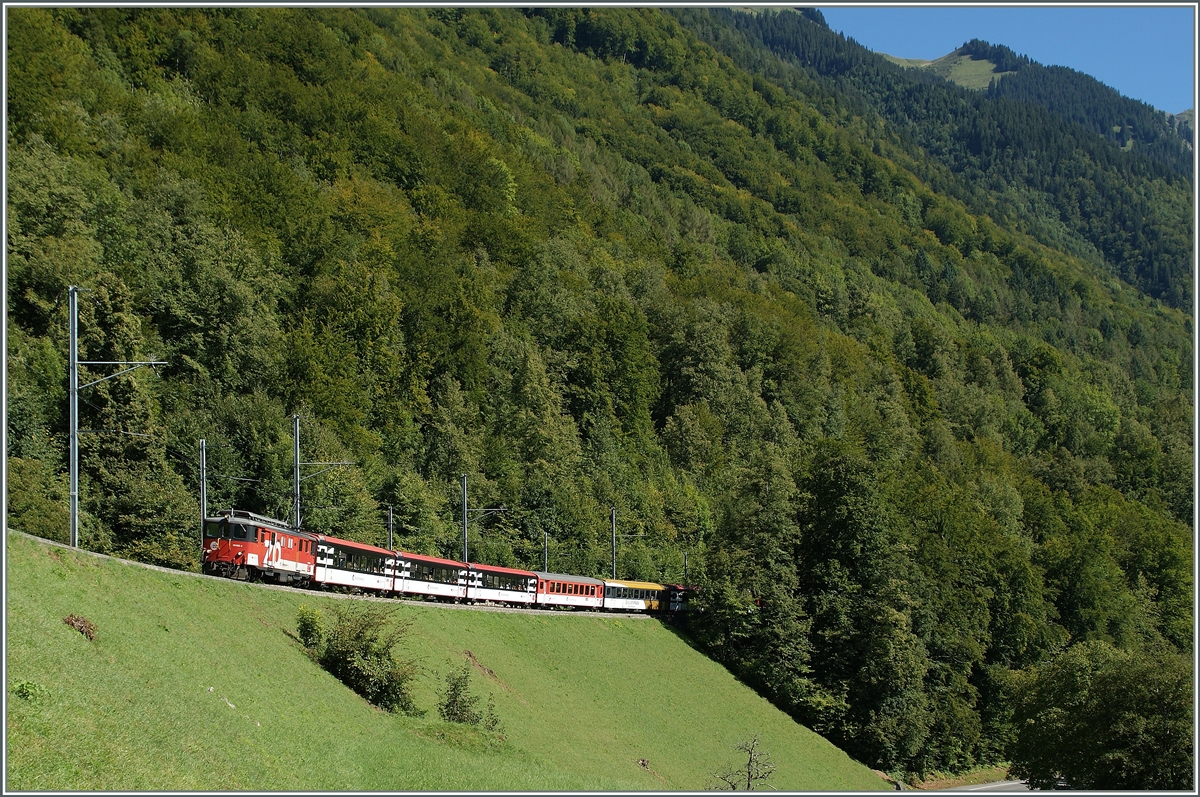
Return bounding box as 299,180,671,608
1008,641,1193,789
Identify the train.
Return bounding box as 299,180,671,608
202,509,696,613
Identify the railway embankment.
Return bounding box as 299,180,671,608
6,531,891,790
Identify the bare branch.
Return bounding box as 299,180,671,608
707,736,777,790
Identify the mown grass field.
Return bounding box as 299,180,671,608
6,532,890,791
926,52,1011,90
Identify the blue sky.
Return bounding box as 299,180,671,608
818,6,1196,114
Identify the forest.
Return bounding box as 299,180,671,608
686,8,1194,310
5,7,1192,786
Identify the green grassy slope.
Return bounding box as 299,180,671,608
880,50,1014,90
5,532,890,791
924,52,1013,90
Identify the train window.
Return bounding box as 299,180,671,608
233,527,247,540
288,538,293,549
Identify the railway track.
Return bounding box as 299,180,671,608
9,530,656,619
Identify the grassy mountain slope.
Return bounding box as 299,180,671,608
5,532,890,790
879,51,1013,91
920,52,1015,91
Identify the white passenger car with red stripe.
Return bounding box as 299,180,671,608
467,563,537,605
313,535,396,593
395,552,467,601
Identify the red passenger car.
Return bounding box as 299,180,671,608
534,571,605,610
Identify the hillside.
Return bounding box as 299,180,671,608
5,531,889,790
6,7,1192,782
881,50,1015,91
682,10,1194,308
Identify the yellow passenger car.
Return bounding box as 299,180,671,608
602,578,668,612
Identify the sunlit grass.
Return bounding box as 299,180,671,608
6,532,889,790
